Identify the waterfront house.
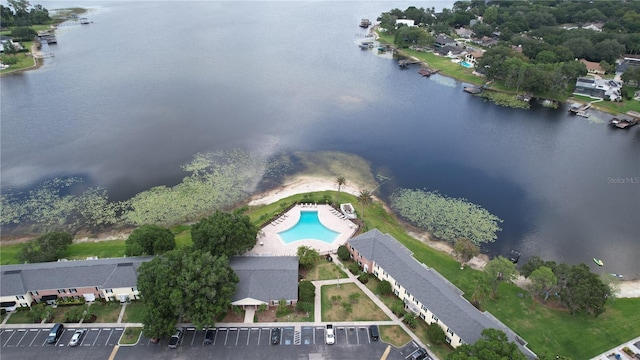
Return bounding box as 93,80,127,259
434,34,456,48
579,59,606,75
574,77,608,99
346,229,535,357
229,256,298,309
396,19,416,28
464,51,485,67
582,22,604,32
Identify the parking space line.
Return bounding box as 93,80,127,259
28,329,40,347
3,329,15,347
257,328,261,344
248,328,256,345
224,328,229,345
92,329,101,346
213,329,220,345
16,329,28,347
105,329,113,346
235,328,241,346
55,329,68,346
355,327,359,344
190,329,196,346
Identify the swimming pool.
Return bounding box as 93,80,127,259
277,211,340,244
460,61,474,68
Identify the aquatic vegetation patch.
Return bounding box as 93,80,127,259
390,188,502,245
478,91,530,109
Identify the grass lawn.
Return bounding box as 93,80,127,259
0,43,38,75
89,301,122,323
0,243,24,265
119,327,143,345
276,306,314,323
122,301,145,323
364,276,399,311
412,321,453,359
305,262,348,281
62,240,126,260
171,225,192,248
321,283,389,322
379,325,412,347
5,310,36,324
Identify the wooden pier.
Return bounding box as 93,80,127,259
417,68,439,77
398,59,421,68
463,86,482,94
609,117,638,129
34,53,55,59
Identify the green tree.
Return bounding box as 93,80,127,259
453,238,480,269
484,256,519,298
528,266,557,302
17,231,73,263
337,245,350,261
137,248,238,338
9,26,36,41
426,323,446,345
560,263,610,317
482,6,499,25
191,210,258,257
356,189,373,226
394,26,434,48
448,328,527,360
469,272,491,308
376,280,392,295
297,246,320,269
298,281,315,303
125,224,175,256
335,176,346,205
296,301,313,314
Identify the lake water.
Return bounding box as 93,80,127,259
1,1,638,278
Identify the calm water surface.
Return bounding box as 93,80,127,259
1,1,638,277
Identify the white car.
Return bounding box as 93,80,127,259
325,324,335,345
69,329,86,347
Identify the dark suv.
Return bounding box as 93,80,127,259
271,328,281,345
204,329,214,345
168,328,184,349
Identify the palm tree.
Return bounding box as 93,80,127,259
335,176,346,205
357,190,372,227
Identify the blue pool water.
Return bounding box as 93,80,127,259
277,211,340,244
460,61,474,68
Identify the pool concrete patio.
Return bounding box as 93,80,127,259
246,204,358,256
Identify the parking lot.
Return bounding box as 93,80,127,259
136,325,374,347
0,327,123,360
117,325,411,360
0,327,123,348
0,325,431,360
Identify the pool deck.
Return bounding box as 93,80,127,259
246,204,357,256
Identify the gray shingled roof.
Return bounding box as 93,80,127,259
229,256,298,303
0,258,152,296
349,230,535,358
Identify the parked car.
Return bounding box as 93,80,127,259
271,328,281,345
325,324,335,345
204,329,214,345
410,347,430,360
368,324,379,341
46,323,64,344
69,329,86,347
168,328,184,349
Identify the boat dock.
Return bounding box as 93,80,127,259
417,68,439,77
398,59,421,68
609,117,638,129
569,102,592,114
359,41,374,50
463,86,482,94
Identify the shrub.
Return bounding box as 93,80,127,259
426,323,446,345
298,281,316,302
337,245,350,261
341,302,353,314
391,300,405,316
258,303,267,313
358,273,369,284
349,293,361,303
347,262,361,275
376,280,392,295
296,301,313,314
404,313,418,328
